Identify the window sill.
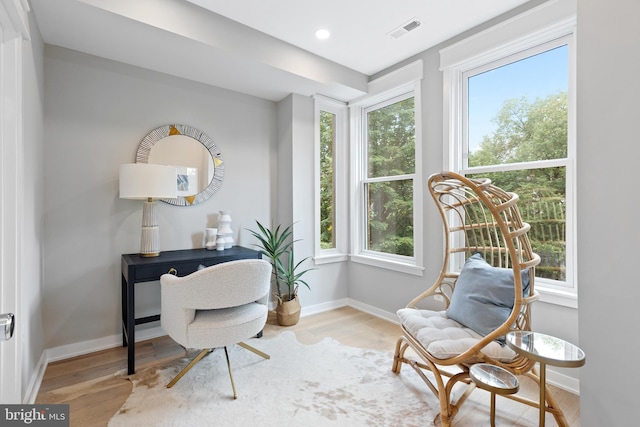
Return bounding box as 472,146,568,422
314,253,348,265
350,254,424,276
536,285,578,309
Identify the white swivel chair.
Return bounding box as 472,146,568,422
160,259,271,398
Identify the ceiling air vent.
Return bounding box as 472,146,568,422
389,18,422,39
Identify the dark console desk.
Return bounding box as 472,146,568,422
121,247,261,374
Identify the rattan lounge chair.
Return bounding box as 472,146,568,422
392,171,570,426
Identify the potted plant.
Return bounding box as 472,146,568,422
247,221,314,326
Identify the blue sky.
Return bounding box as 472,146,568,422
468,45,568,152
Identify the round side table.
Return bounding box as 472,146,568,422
506,331,585,427
470,363,519,427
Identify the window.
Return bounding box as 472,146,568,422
350,61,423,275
441,1,576,306
320,109,336,249
466,42,569,282
314,96,347,263
364,95,415,256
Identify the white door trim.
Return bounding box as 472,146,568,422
0,0,29,404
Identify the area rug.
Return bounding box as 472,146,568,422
108,331,438,426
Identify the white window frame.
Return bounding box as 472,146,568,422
440,0,577,307
314,95,348,264
349,60,424,276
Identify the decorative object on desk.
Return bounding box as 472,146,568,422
217,210,234,249
135,124,224,206
109,331,435,427
247,221,315,326
204,228,217,250
119,163,177,257
215,235,226,251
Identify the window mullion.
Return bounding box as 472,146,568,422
362,174,415,184
462,158,569,175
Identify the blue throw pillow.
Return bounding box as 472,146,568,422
446,253,530,340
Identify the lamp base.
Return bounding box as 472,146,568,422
140,201,162,257
140,252,160,258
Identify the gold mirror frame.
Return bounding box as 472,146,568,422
136,124,224,206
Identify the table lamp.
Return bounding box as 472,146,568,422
119,163,177,257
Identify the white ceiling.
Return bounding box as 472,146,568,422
30,0,532,102
185,0,530,75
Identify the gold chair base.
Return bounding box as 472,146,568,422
237,341,271,360
166,348,211,388
165,342,270,399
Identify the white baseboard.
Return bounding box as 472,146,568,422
346,298,399,324
41,298,360,364
46,325,167,363
23,351,48,404
301,298,349,316
34,298,579,401
26,326,168,404
545,366,580,395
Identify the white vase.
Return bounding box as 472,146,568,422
218,222,232,235
204,228,217,250
219,210,232,223
217,210,234,249
215,235,226,251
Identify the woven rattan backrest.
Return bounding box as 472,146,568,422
428,172,540,329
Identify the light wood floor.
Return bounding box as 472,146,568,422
36,306,580,426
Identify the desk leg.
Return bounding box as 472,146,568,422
121,275,127,347
539,362,546,427
125,275,135,375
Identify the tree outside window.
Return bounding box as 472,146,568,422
319,110,336,249
465,44,570,282
364,96,415,256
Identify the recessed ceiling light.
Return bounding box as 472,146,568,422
315,29,330,40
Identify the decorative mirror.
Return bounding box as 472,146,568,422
136,124,224,206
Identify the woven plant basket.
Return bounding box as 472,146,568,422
276,295,301,326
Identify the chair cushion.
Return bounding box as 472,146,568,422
446,253,529,340
187,302,267,349
397,308,517,362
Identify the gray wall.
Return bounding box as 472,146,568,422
577,0,639,425
276,94,349,308
42,46,277,348
41,46,349,353
21,10,46,399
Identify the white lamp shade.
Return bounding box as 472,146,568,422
119,163,178,200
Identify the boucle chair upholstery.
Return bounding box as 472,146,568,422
392,172,569,426
160,259,271,397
